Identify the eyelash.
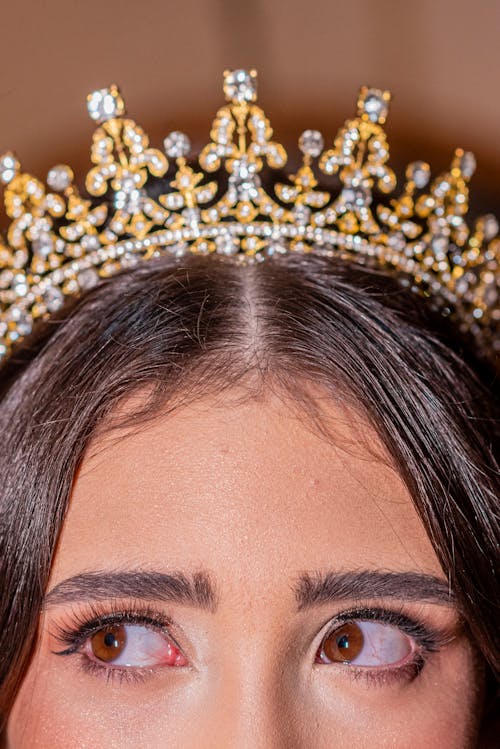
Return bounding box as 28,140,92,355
51,601,452,687
316,606,451,686
52,602,179,684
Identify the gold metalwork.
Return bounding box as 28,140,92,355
0,70,498,364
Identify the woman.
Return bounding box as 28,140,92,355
0,71,498,746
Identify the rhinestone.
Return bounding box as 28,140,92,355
81,235,101,251
345,169,364,188
292,205,311,225
406,161,430,189
182,208,200,227
170,242,188,256
360,89,389,123
266,242,288,256
431,235,449,257
163,131,191,159
47,164,74,192
43,286,64,312
459,151,476,179
298,130,324,158
388,232,406,251
215,234,239,255
114,188,142,212
223,69,257,103
32,235,54,257
121,252,139,268
87,86,125,123
484,285,498,306
341,186,371,208
477,214,499,241
77,268,99,290
13,273,28,296
0,152,20,185
232,157,256,181
16,312,32,337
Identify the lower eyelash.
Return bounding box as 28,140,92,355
315,605,456,687
75,652,159,686
344,652,426,687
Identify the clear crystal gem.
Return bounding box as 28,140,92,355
77,268,99,290
0,152,19,184
215,233,239,255
298,130,324,158
43,286,64,312
266,242,288,256
13,273,28,297
478,214,499,241
114,187,143,213
32,235,54,257
182,207,200,227
115,169,140,194
15,312,32,337
406,161,430,189
87,86,125,122
47,164,73,192
431,235,449,257
360,89,389,123
121,252,139,268
341,186,371,208
292,205,311,225
388,232,406,251
81,235,100,251
170,242,188,256
232,157,257,181
163,131,191,159
459,151,476,179
223,69,257,103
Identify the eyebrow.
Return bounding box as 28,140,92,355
294,570,454,610
45,570,219,612
45,568,454,611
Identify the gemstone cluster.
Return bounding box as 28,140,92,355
0,69,498,364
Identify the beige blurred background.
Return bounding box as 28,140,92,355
0,0,499,210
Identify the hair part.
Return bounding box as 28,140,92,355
0,252,498,730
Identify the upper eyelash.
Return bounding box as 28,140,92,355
50,600,457,687
51,601,176,656
320,605,456,655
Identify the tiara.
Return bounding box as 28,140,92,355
0,68,498,364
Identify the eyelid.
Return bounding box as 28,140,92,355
318,605,455,655
50,602,181,657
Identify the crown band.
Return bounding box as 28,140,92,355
0,68,498,363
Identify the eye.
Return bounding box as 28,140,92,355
83,624,188,668
317,620,413,667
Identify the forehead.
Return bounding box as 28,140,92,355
50,388,442,589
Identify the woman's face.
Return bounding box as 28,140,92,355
7,388,483,747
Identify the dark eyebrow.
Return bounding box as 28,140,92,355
45,570,219,612
294,570,454,611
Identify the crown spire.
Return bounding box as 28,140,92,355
0,70,498,364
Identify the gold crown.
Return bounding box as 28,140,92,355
0,68,498,364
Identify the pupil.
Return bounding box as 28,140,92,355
104,632,118,648
322,622,364,663
337,634,350,650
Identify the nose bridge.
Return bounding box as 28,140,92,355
206,641,300,749
191,567,307,748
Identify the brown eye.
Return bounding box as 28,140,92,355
322,622,364,663
91,625,126,662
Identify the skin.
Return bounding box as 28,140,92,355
7,386,483,748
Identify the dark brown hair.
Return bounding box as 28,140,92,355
0,252,498,733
